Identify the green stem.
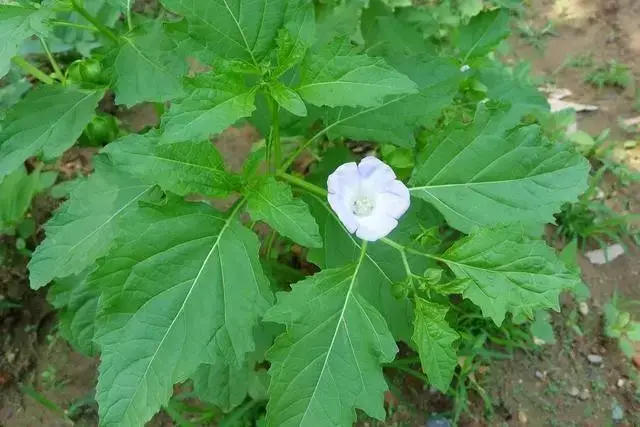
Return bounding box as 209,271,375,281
12,56,54,84
276,171,327,197
384,364,430,384
218,399,264,427
39,37,65,83
126,0,133,31
279,130,322,173
50,20,99,32
70,0,119,43
264,229,277,259
271,101,281,172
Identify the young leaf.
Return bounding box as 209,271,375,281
104,133,241,197
322,56,462,147
410,105,590,233
111,23,187,106
265,266,398,427
439,226,580,325
296,38,418,108
246,177,322,248
159,0,288,66
160,72,257,143
269,80,307,117
93,197,272,427
47,272,99,356
28,157,154,289
274,0,316,72
412,298,458,392
0,3,52,78
0,165,41,230
0,85,103,180
456,8,510,61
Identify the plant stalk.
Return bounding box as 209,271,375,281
70,0,119,43
50,20,99,32
39,37,65,83
11,56,54,84
276,171,327,197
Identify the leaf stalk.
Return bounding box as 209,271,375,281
70,0,119,43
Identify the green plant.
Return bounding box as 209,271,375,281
515,19,557,51
585,60,633,89
604,292,640,358
0,1,590,426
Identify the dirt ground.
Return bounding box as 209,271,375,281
3,0,640,426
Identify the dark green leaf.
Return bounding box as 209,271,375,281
457,9,510,61
28,157,154,289
412,298,458,392
410,104,590,232
0,85,103,180
104,133,241,197
265,266,398,427
0,165,40,230
269,80,307,117
440,226,580,325
93,197,273,426
111,24,187,106
160,72,257,143
296,38,418,108
246,177,322,248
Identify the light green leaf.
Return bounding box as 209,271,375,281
409,104,590,233
160,72,257,143
0,3,52,78
306,194,440,342
530,310,556,344
457,8,510,61
269,80,307,117
93,197,272,427
275,0,316,71
103,133,241,197
0,165,40,230
246,177,321,248
412,298,458,392
159,0,288,66
0,85,103,180
28,156,154,290
111,24,187,106
47,272,99,355
323,55,462,147
265,266,398,427
439,226,580,325
296,38,418,108
192,361,251,412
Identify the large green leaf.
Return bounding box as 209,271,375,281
296,38,418,108
322,55,462,147
0,85,103,180
47,272,99,356
92,197,272,427
412,298,458,392
159,0,288,66
456,8,510,61
409,104,590,233
111,24,187,106
246,177,322,248
265,266,398,427
28,157,154,289
439,226,580,325
160,72,257,143
0,3,52,78
104,133,241,197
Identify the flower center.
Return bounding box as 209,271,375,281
352,194,375,217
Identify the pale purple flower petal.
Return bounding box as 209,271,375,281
327,156,410,242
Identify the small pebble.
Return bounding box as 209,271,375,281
5,351,15,364
535,370,545,380
533,337,545,346
569,386,580,397
612,402,624,421
587,354,603,365
518,411,528,424
578,302,589,316
617,378,626,388
579,388,591,401
426,417,451,427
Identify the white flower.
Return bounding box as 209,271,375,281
460,64,470,73
327,156,410,242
